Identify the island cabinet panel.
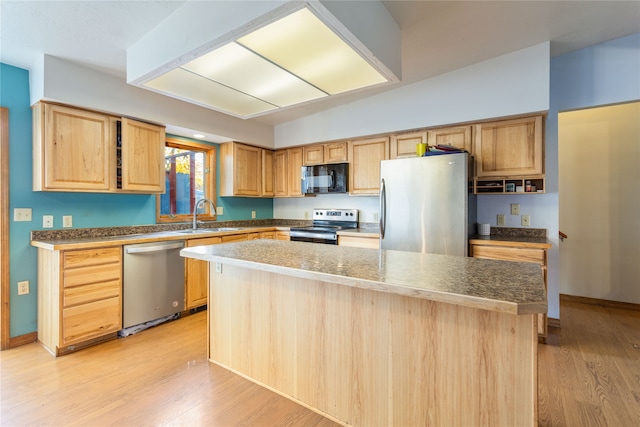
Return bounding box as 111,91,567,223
185,237,221,309
38,246,123,356
337,234,380,249
208,264,538,427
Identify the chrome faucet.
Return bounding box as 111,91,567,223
193,198,216,230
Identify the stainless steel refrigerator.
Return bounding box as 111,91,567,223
379,152,477,256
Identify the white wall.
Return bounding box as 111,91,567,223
275,43,550,147
274,194,379,222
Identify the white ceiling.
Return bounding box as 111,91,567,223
2,1,639,134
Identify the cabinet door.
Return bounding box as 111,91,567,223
303,145,324,165
121,118,165,193
427,125,472,152
325,142,348,163
38,103,112,191
287,148,303,197
274,150,288,197
260,231,276,239
275,231,290,241
261,149,274,197
390,131,426,159
234,143,262,196
186,236,221,309
473,116,543,177
349,137,389,195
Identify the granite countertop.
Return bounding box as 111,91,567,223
30,225,293,251
181,240,547,316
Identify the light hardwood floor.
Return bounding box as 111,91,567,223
1,301,638,426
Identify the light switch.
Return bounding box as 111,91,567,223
63,215,73,228
521,215,530,226
43,215,53,228
510,204,520,215
216,206,224,215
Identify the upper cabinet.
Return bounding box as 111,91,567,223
390,131,427,159
32,102,165,194
427,125,472,152
261,149,275,197
274,148,304,197
303,142,348,165
473,115,543,178
348,136,389,195
119,118,165,193
220,142,263,197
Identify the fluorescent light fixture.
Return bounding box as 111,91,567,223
142,5,393,119
193,133,205,139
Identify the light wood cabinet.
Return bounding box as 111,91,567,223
390,131,426,159
287,148,303,197
469,240,550,341
274,148,303,197
274,150,288,197
261,149,274,197
32,102,165,194
303,142,348,165
338,234,380,249
259,231,276,239
473,115,543,178
38,246,122,356
185,237,221,309
275,231,290,240
348,137,389,195
219,142,262,197
427,125,472,152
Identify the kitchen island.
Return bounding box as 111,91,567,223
181,240,546,427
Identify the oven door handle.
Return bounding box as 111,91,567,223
379,178,386,239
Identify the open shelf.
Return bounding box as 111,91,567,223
474,176,545,194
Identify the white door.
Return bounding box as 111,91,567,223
558,102,640,304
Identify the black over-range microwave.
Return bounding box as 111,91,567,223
301,163,349,194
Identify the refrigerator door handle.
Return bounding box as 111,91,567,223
379,178,386,239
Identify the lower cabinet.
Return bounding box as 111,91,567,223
338,234,380,249
38,246,123,356
469,240,550,342
185,237,221,309
275,231,290,241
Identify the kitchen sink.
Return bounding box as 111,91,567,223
173,227,243,234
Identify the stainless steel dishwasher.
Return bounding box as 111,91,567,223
123,240,185,328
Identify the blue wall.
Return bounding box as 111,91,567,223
0,63,272,337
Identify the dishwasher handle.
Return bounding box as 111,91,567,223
125,242,184,254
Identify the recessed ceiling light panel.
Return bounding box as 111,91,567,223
238,8,388,95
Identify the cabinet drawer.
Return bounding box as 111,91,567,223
64,263,121,288
222,234,249,243
63,279,121,307
62,297,121,345
471,245,544,265
63,247,121,268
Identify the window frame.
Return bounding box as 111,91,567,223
156,137,217,223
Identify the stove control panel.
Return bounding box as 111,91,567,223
312,209,358,223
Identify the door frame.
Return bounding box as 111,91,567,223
1,107,9,350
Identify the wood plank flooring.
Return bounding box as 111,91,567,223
1,300,638,426
538,301,640,427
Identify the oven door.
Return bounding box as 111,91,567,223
289,230,338,245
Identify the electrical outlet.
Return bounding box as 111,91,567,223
13,208,32,222
17,280,29,295
304,211,310,219
216,206,223,216
510,203,520,215
43,215,53,228
215,262,222,273
497,214,506,226
373,212,379,222
521,214,530,226
63,215,73,228
251,211,256,219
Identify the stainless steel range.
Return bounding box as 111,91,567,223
289,208,358,244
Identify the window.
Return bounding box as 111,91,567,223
156,137,217,223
